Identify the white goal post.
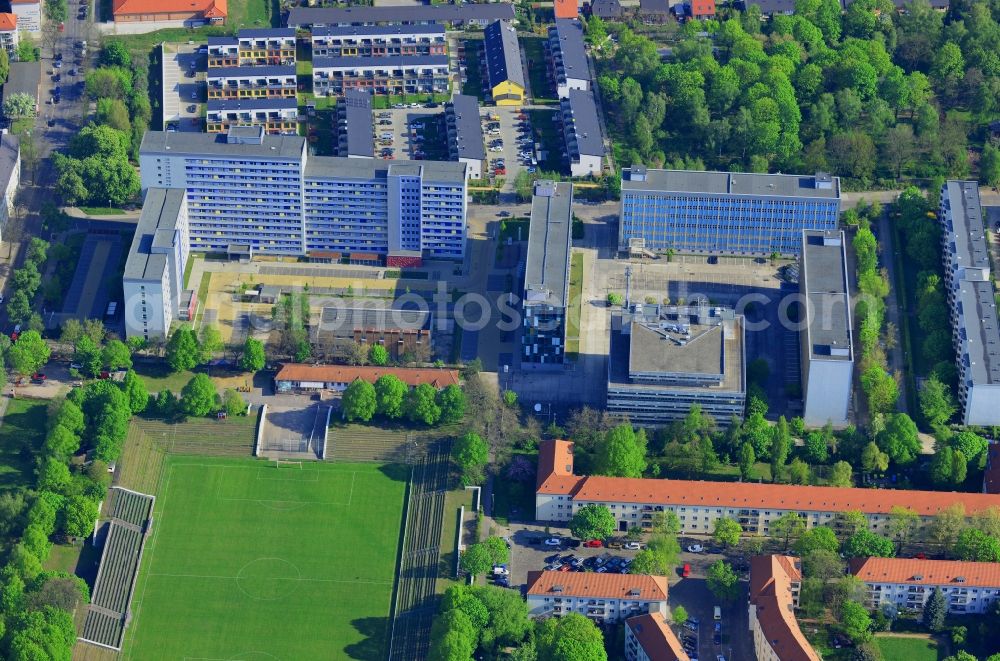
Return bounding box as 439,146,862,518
275,459,303,469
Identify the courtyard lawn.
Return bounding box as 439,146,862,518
122,456,408,660
875,635,940,661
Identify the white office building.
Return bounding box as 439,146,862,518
800,230,854,427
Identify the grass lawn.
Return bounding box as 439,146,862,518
122,456,407,660
521,37,554,102
79,206,126,215
875,635,940,661
228,0,273,28
566,251,583,357
436,488,473,593
0,398,48,494
132,362,195,394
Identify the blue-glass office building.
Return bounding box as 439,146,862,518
619,167,841,256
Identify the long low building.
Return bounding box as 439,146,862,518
206,97,298,135
851,557,1000,615
286,2,515,28
207,29,295,67
311,24,447,58
619,167,841,256
625,614,690,661
313,55,450,97
534,439,1000,535
206,65,297,100
939,181,1000,426
559,89,603,176
274,364,458,391
548,19,590,98
445,94,485,179
749,555,819,661
606,305,746,425
525,570,669,622
484,20,525,106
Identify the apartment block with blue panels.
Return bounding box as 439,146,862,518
619,167,841,257
139,128,467,263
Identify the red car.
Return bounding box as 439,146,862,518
914,552,927,560
558,563,572,572
681,563,691,578
583,539,602,548
58,22,64,32
31,373,46,383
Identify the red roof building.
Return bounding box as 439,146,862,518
984,443,1000,494
851,557,1000,615
526,570,669,622
625,613,690,661
554,0,579,18
112,0,227,25
690,0,716,19
749,556,820,661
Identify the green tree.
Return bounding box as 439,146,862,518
535,612,607,661
887,506,919,553
919,375,956,428
2,92,37,118
59,495,98,538
739,441,756,480
0,46,8,85
460,537,508,576
840,600,872,642
101,40,132,68
877,413,920,465
650,510,681,535
929,446,967,487
829,460,853,487
69,123,130,160
428,608,476,661
405,383,441,425
803,549,845,581
950,431,988,469
221,389,245,417
712,517,742,548
95,98,131,133
453,432,489,487
198,325,224,363
923,586,946,632
804,430,830,464
770,416,792,480
706,560,740,603
787,457,811,484
101,339,132,371
368,344,389,366
15,38,36,63
8,330,50,377
982,144,1000,189
771,513,806,551
954,528,1000,562
43,426,80,461
122,369,149,414
7,606,76,661
843,529,895,558
165,326,200,372
569,504,616,541
596,424,647,478
180,374,217,417
373,374,407,419
861,365,899,415
794,526,840,557
44,0,67,21
38,458,70,492
84,67,133,101
239,337,266,372
341,378,377,422
861,441,890,474
72,336,102,377
672,605,688,626
436,384,466,424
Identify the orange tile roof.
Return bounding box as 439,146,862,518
525,570,668,601
113,0,227,19
626,614,690,661
536,441,1000,516
10,0,38,5
0,13,16,30
850,557,1000,589
554,0,579,18
274,363,459,389
750,555,820,661
985,444,1000,494
536,439,578,491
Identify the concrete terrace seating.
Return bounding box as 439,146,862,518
78,488,155,651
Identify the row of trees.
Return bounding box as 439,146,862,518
0,368,150,659
591,0,990,186
340,377,466,427
164,324,266,374
429,583,606,661
6,238,49,330
54,42,150,207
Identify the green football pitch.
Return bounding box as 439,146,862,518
121,456,408,661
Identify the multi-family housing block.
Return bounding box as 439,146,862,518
0,134,20,245
206,97,298,135
207,29,296,67
749,555,820,661
559,89,603,177
483,20,525,106
525,570,669,622
548,19,590,98
939,180,1000,426
534,439,1000,534
851,557,1000,615
800,230,854,427
335,89,375,159
311,24,447,58
445,94,485,179
625,614,690,661
606,305,746,425
618,168,841,256
206,65,297,101
523,181,573,367
0,13,18,59
122,188,191,341
285,3,516,29
313,54,450,97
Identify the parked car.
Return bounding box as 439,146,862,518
544,553,560,563
683,621,698,631
713,622,721,634
543,538,562,546
687,544,704,553
624,541,642,550
31,373,46,383
713,606,721,620
713,635,721,645
558,563,572,572
681,563,691,578
495,577,509,588
492,564,509,576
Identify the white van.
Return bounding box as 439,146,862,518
713,606,721,620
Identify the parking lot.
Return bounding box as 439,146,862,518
493,523,755,661
376,105,443,162
162,42,205,132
